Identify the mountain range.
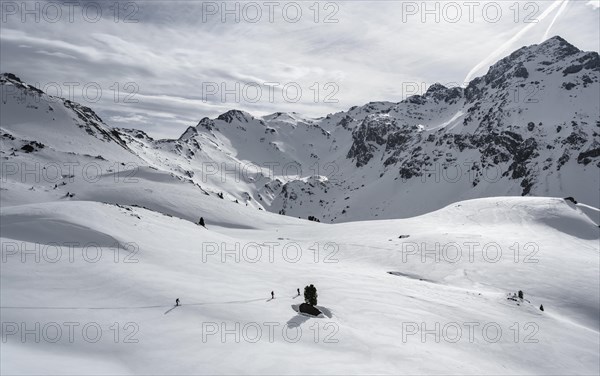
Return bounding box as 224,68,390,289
1,36,598,222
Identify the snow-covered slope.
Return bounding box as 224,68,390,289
1,196,598,375
0,74,137,161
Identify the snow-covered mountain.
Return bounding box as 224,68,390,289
2,36,598,222
122,36,599,222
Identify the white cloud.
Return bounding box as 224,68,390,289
109,114,150,124
1,1,598,138
35,50,77,60
586,1,600,10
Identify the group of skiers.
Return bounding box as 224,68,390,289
174,288,302,306
271,288,301,299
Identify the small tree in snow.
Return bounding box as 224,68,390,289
199,217,205,227
304,284,318,306
518,290,524,299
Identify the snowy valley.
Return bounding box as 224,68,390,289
1,35,599,375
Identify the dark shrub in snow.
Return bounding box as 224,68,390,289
304,284,318,306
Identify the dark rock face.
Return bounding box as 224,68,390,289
577,146,600,166
404,83,464,105
20,141,44,153
299,303,322,316
347,115,422,168
346,117,550,194
514,64,529,79
338,115,354,130
4,73,22,83
346,116,393,167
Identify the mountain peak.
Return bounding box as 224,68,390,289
179,125,199,140
216,109,254,123
544,35,573,46
1,72,23,83
425,83,447,95
1,72,45,96
537,35,580,57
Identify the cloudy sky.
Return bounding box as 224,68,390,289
1,0,599,138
